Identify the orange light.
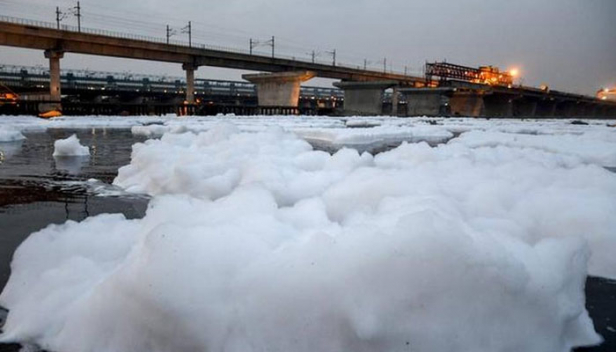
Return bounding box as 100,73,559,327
509,68,519,77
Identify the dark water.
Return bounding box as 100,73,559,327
0,129,149,291
0,129,614,351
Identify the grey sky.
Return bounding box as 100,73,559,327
1,0,615,94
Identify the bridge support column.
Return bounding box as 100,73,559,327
182,63,198,104
597,105,612,118
536,99,556,117
399,88,451,117
483,94,513,117
44,49,64,103
549,101,557,117
448,91,486,117
571,102,584,117
554,101,571,117
334,81,397,116
391,87,399,116
513,99,537,117
243,71,315,108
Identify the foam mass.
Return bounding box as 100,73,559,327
2,123,614,351
52,134,90,157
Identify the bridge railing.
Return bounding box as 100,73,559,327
0,15,420,78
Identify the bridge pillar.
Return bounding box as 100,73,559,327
483,94,513,117
535,99,556,117
554,101,571,117
44,49,64,103
391,87,400,116
568,101,585,117
586,104,598,117
182,63,198,104
597,105,613,118
334,80,397,115
448,91,486,117
399,88,451,117
512,98,538,117
243,71,315,108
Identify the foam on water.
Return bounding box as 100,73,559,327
52,134,90,157
2,122,614,351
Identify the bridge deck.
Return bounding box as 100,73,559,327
0,16,423,84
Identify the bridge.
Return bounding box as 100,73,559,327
0,15,422,111
1,15,615,118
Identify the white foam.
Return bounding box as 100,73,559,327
52,134,90,157
1,124,611,351
0,128,25,142
451,130,616,166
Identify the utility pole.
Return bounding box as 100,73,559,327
404,66,408,76
249,39,261,55
364,59,367,70
383,58,387,73
271,36,275,58
182,21,192,47
56,7,62,29
166,25,178,44
311,50,316,63
326,49,336,66
75,1,81,32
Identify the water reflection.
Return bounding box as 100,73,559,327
54,155,90,174
0,141,24,165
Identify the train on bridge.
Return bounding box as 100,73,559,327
0,64,345,116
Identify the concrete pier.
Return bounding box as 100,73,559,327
448,91,485,116
513,99,538,117
535,99,556,117
391,87,400,116
44,49,64,102
334,81,397,115
182,63,197,104
554,101,572,117
400,86,616,118
400,88,448,116
243,71,315,107
483,95,513,117
401,88,486,117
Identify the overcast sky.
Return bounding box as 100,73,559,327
1,0,615,94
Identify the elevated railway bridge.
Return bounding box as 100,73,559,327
1,15,615,117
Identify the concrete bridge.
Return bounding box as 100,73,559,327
0,16,422,110
402,81,616,118
1,15,615,117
